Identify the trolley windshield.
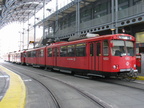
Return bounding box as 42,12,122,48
111,40,134,56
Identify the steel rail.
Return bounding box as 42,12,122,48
3,63,112,108
2,65,61,108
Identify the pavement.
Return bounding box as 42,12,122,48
0,65,26,108
0,65,144,108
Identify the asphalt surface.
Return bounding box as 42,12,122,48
1,61,144,108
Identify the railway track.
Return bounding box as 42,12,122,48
2,62,144,108
37,74,112,108
1,64,61,108
2,63,112,108
93,77,144,91
19,72,61,108
3,62,144,92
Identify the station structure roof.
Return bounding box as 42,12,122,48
0,0,51,29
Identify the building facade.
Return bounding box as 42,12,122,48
36,0,144,53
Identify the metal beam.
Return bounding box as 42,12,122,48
0,0,51,29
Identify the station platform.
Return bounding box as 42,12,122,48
0,65,26,108
0,65,144,108
137,73,144,80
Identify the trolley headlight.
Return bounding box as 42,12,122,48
113,65,118,69
134,64,136,68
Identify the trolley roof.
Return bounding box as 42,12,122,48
46,34,135,47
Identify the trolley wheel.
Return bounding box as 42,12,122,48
71,71,75,76
125,72,138,81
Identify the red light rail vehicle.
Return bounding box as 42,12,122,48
45,33,138,78
4,33,138,79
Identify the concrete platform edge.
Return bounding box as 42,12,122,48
0,65,26,108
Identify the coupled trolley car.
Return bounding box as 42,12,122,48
45,34,138,78
5,34,138,79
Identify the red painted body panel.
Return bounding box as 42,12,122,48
56,57,88,69
36,47,46,66
110,56,136,72
21,51,26,64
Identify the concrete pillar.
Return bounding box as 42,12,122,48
141,53,144,73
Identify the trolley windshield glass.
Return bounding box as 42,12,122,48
111,40,134,56
125,41,134,56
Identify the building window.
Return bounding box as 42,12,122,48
93,2,108,18
118,0,129,10
70,13,76,26
80,8,92,22
133,0,142,5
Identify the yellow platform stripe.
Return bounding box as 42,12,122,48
137,76,144,80
0,65,26,108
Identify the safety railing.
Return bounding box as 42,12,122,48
48,2,144,38
118,2,144,19
80,14,112,30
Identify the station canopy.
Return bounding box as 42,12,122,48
0,0,51,29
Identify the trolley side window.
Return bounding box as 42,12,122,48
96,43,101,56
39,49,44,57
56,47,59,57
60,46,67,57
27,52,30,57
90,43,93,56
103,40,109,56
32,51,36,57
48,48,52,57
22,53,26,57
67,45,75,57
54,48,59,57
76,43,86,56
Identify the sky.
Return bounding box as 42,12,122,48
0,23,21,54
0,0,71,56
